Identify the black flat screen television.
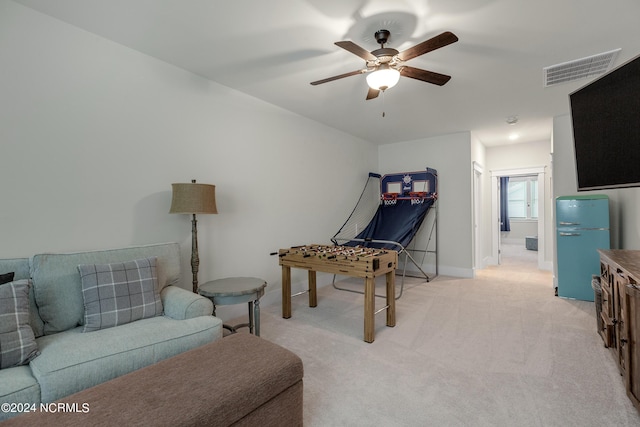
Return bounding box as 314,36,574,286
570,53,640,191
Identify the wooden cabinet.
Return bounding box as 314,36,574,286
626,284,640,408
613,267,629,375
600,260,615,347
599,249,640,412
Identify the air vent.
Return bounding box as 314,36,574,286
543,48,621,87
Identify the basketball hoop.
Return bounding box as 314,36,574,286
382,192,398,206
409,191,427,205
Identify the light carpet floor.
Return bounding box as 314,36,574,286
233,244,640,426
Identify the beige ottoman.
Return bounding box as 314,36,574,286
5,333,303,426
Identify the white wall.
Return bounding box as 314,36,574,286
501,222,538,243
0,1,378,315
378,132,474,277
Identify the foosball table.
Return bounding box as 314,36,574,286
278,244,398,343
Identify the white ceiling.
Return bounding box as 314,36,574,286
13,0,640,146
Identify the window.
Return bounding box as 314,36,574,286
508,176,538,219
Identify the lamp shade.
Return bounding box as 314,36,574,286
366,66,400,91
170,182,217,214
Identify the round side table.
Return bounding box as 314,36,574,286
198,277,267,336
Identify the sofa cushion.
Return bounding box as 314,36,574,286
78,257,163,332
0,280,40,369
0,365,40,422
0,272,15,284
30,314,223,402
30,243,181,335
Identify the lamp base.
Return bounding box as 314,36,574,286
191,213,199,293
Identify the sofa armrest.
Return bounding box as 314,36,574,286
161,285,213,320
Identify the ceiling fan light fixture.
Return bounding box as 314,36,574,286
366,65,400,91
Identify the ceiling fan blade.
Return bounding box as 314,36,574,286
335,41,377,61
397,31,458,61
400,66,452,86
310,69,366,85
366,88,380,100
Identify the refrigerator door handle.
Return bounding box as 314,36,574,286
559,232,581,236
559,221,581,226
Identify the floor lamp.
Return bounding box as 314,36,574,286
170,180,218,293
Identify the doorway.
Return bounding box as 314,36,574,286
490,166,546,269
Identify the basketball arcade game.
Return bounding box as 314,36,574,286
331,168,438,298
276,169,437,342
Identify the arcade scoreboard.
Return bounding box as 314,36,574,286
278,244,398,343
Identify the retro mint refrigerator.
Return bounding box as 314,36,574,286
556,195,610,301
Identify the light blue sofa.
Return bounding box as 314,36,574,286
0,243,223,421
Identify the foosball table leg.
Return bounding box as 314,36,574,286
308,270,317,307
364,277,375,343
282,266,291,318
386,270,396,327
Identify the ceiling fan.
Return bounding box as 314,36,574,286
311,29,458,100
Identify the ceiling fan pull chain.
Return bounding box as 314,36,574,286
382,90,386,118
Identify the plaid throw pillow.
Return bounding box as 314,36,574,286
0,279,40,369
78,257,163,332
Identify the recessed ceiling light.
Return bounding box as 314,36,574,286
509,133,519,141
